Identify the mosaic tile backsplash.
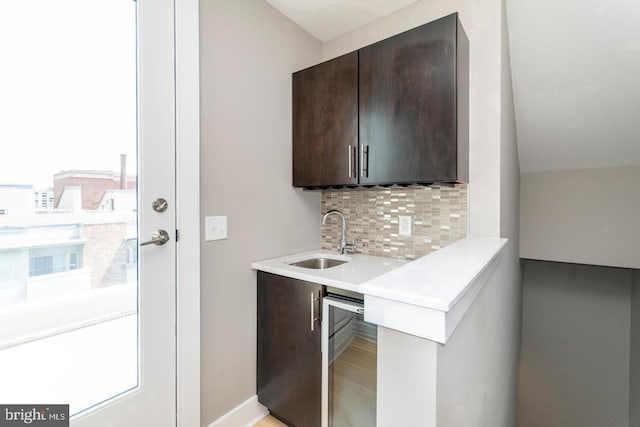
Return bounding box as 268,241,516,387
321,185,468,260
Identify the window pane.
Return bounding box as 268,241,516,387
69,253,78,270
0,0,138,417
52,254,66,273
31,256,53,276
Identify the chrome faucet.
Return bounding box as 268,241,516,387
321,209,356,254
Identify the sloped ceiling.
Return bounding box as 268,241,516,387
507,0,640,172
266,0,640,172
263,0,421,41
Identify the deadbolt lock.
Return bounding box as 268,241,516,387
152,198,168,213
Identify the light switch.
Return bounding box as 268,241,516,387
205,216,228,241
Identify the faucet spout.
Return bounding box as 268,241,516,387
321,209,355,254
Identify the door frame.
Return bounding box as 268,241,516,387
175,0,200,425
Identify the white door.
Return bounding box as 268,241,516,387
0,0,177,425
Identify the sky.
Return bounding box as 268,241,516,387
0,0,137,189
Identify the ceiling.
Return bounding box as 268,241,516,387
507,0,640,172
266,0,640,172
263,0,421,41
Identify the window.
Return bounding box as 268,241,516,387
69,253,78,270
126,246,137,265
52,254,65,273
30,256,53,276
29,252,81,276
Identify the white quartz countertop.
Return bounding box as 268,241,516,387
251,250,409,294
360,237,507,311
252,236,507,343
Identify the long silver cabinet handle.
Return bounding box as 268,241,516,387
310,292,320,331
348,145,353,178
361,145,369,178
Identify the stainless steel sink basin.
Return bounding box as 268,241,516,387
289,257,348,269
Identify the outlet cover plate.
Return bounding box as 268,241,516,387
205,216,228,241
399,215,412,236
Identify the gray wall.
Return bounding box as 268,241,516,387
437,250,521,426
519,166,640,427
377,327,438,426
437,3,521,423
520,165,640,269
631,270,640,427
199,0,322,423
518,260,632,427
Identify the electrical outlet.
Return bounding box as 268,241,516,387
399,215,412,236
205,216,228,241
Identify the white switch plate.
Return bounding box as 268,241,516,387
205,216,228,241
399,215,412,236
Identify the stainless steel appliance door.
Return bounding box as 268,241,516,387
322,296,377,427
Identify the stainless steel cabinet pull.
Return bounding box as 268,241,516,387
361,145,369,178
353,145,358,178
140,229,170,246
348,145,353,178
310,292,320,331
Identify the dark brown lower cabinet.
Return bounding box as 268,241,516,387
257,272,323,427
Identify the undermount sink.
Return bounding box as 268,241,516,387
288,257,348,269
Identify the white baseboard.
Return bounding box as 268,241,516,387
207,395,269,427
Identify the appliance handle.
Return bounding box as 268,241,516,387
323,296,363,314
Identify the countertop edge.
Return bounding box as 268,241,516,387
358,237,508,311
363,238,507,343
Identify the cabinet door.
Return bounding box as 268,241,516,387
359,14,458,185
293,52,358,187
257,272,323,427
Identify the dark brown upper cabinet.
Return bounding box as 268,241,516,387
292,13,468,188
359,13,468,185
292,52,358,187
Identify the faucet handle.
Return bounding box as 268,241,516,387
341,239,356,254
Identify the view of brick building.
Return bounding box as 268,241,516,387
0,156,137,305
53,155,136,210
54,170,136,210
